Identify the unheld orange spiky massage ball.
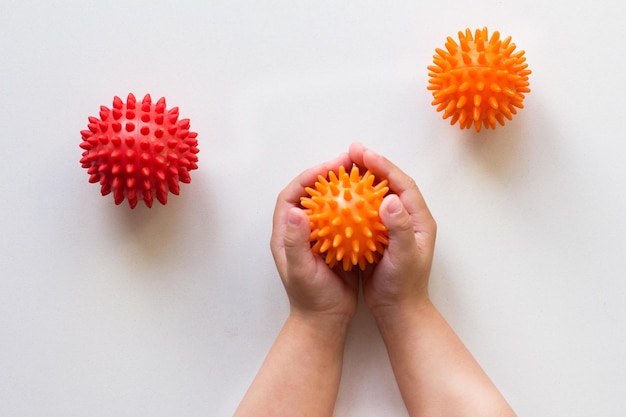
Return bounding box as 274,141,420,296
80,93,199,208
428,27,531,132
301,166,389,271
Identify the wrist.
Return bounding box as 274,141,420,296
287,310,352,343
371,297,434,332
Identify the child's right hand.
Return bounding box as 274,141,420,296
348,143,437,319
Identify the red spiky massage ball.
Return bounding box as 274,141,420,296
427,27,531,132
80,93,199,208
301,165,389,271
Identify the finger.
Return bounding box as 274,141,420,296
349,142,420,196
349,142,434,231
282,207,316,280
277,152,353,207
348,141,368,167
362,147,426,206
379,194,418,258
271,152,352,250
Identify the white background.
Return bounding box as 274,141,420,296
1,1,625,416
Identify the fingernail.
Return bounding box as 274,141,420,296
288,209,302,226
387,196,402,215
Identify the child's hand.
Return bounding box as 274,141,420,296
270,153,360,327
349,143,437,316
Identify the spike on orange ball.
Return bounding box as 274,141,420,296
301,165,389,271
79,93,199,208
427,27,531,132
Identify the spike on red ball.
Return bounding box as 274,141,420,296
427,27,531,132
80,93,199,208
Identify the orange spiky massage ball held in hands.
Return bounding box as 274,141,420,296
428,27,531,132
80,93,199,208
301,165,390,271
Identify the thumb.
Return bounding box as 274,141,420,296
283,207,314,269
379,194,416,252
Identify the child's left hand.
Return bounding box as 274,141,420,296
270,152,360,328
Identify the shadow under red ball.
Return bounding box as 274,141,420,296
80,93,199,208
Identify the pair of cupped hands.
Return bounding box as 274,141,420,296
270,142,437,328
